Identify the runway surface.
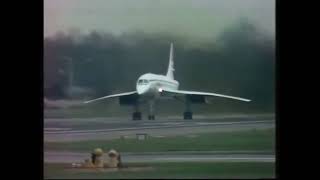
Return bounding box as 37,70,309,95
44,151,275,163
44,114,275,142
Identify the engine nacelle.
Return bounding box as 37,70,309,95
119,94,139,105
187,95,206,104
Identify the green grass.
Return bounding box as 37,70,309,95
45,128,275,153
44,162,275,179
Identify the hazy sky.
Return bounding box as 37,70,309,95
44,0,275,39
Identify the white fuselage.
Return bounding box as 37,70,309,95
136,73,179,99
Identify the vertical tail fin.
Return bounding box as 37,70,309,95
166,42,175,79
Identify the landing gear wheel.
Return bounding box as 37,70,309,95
148,115,155,120
183,112,193,120
132,112,142,120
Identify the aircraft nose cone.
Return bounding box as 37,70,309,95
137,86,148,95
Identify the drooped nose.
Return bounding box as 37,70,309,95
137,85,149,95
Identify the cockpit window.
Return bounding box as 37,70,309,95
138,79,149,85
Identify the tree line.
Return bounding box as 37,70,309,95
44,19,275,112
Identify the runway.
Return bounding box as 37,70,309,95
44,114,275,142
44,151,275,163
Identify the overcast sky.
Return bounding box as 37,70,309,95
44,0,275,40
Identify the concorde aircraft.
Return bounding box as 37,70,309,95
84,43,251,120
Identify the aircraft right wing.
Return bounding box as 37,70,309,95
161,89,251,102
84,91,138,104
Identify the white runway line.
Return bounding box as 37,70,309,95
163,122,184,125
153,136,166,138
44,120,273,134
44,128,72,131
195,120,273,126
141,123,166,126
141,122,184,126
44,151,275,163
154,157,275,162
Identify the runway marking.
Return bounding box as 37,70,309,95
142,122,184,126
45,150,275,156
44,151,275,163
197,122,223,125
163,122,184,125
153,136,166,138
44,120,274,134
140,123,167,126
154,157,275,162
195,120,273,126
44,128,72,131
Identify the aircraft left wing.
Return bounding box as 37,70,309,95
84,91,137,104
162,89,251,102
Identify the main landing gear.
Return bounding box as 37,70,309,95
132,101,156,120
131,99,193,120
183,97,193,120
148,100,155,120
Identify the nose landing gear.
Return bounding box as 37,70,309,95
148,115,155,120
183,111,193,120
